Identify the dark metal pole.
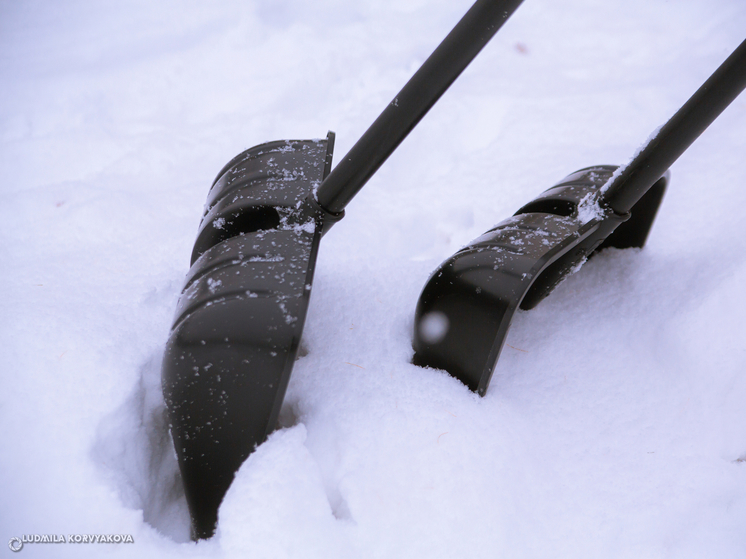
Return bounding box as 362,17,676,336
602,38,746,215
315,0,524,215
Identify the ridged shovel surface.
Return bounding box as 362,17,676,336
412,166,667,395
162,136,333,539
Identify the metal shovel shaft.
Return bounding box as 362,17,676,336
603,38,746,214
316,0,524,215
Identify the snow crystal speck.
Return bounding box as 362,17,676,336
419,311,450,344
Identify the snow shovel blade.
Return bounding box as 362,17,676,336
162,135,336,539
412,167,667,395
413,37,746,396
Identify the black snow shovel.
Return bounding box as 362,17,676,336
412,38,746,396
162,0,524,539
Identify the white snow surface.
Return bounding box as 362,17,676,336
2,0,746,557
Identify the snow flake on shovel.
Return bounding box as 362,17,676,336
576,192,605,224
206,277,223,293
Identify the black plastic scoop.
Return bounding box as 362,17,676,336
413,38,746,396
162,0,524,539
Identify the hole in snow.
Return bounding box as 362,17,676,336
91,353,191,542
276,401,300,431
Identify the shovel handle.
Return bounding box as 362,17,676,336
602,38,746,214
315,0,524,215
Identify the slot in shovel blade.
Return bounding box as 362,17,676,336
162,135,334,539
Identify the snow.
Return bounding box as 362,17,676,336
2,0,746,557
576,192,606,224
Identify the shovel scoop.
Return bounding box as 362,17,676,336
412,166,668,395
161,136,337,539
412,38,746,396
162,0,524,539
